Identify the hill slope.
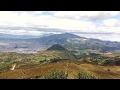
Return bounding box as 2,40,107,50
46,44,77,60
47,44,67,51
0,60,120,79
37,33,84,45
0,45,77,68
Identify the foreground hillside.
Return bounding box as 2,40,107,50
0,60,120,79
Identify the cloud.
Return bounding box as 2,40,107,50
103,19,118,27
0,29,43,36
54,11,120,21
75,33,120,42
0,11,120,41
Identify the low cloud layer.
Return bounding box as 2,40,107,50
0,11,120,41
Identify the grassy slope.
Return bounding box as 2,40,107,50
0,50,77,65
0,60,120,79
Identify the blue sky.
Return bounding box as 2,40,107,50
0,11,120,41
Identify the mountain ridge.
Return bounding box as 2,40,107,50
0,33,120,54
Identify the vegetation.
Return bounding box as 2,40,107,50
74,70,98,79
47,44,66,51
0,36,120,79
0,60,120,79
45,70,68,79
0,50,77,68
45,69,98,79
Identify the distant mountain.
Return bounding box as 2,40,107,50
1,32,120,54
37,33,120,55
0,33,54,39
37,33,85,45
0,33,39,39
18,33,120,53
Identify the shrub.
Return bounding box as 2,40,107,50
45,70,68,79
75,70,98,79
107,69,110,71
34,75,41,79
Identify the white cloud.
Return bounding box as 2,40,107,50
76,33,120,42
54,11,120,20
0,11,120,41
0,29,43,36
103,19,118,26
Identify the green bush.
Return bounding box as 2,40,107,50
45,70,68,79
75,70,98,79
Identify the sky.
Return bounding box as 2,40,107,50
0,11,120,41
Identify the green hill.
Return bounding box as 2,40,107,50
0,44,77,68
47,44,66,51
46,44,77,60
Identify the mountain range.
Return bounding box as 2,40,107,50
0,33,120,54
1,33,120,79
36,33,120,53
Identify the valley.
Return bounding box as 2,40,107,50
0,33,120,79
1,33,120,54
